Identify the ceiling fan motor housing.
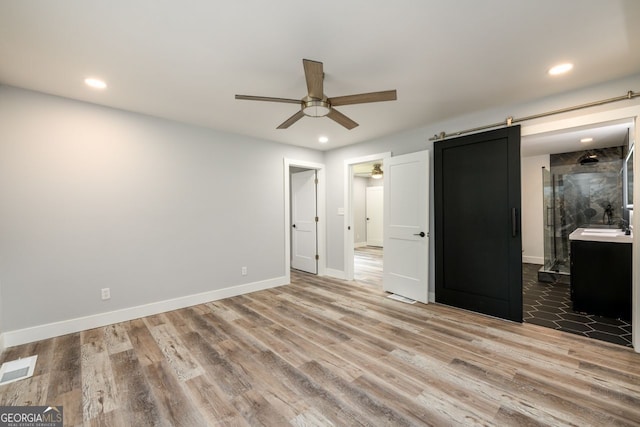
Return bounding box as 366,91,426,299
302,97,331,117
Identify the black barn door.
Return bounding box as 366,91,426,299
434,126,522,322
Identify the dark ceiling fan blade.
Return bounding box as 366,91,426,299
235,95,301,104
277,110,305,129
303,59,324,99
327,108,359,130
329,90,397,106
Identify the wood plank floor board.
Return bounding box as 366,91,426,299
183,373,251,427
103,323,133,355
451,357,636,426
289,407,336,427
148,323,205,382
352,373,462,426
142,360,208,427
180,331,252,398
1,249,639,426
231,388,292,427
125,318,166,367
109,349,165,426
251,349,368,427
83,409,128,427
80,338,118,421
299,359,424,427
47,333,82,398
0,372,50,407
215,340,311,420
243,293,351,345
513,371,640,425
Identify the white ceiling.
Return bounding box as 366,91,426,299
1,1,639,151
522,118,634,157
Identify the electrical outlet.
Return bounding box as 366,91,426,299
241,266,247,276
101,288,111,300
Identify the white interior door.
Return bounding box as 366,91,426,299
383,150,429,303
366,186,384,247
291,169,317,274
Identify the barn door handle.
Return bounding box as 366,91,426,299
414,231,425,237
512,208,518,237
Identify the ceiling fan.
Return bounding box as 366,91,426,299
235,59,397,130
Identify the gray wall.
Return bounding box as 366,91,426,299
0,86,322,331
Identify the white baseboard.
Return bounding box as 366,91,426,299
522,255,544,265
428,291,436,303
354,242,367,248
2,276,288,348
0,333,5,356
325,268,347,280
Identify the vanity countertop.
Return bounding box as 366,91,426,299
569,227,633,244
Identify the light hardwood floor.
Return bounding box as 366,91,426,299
1,254,639,426
354,246,383,288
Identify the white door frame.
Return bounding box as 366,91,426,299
344,152,391,281
284,158,326,283
521,103,640,353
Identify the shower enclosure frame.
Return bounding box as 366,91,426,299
539,166,571,284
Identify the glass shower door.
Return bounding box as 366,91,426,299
542,167,556,271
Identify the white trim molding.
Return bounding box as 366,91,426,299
2,276,287,348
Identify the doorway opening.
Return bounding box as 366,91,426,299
284,159,326,283
344,153,390,284
521,118,635,347
353,162,384,287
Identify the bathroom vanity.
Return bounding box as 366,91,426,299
569,228,632,320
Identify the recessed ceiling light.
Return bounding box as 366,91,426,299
548,63,573,76
318,136,329,144
580,137,593,143
84,77,107,89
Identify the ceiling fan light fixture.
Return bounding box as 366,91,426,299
303,99,331,117
371,163,383,179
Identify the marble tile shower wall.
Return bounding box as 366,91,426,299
550,146,626,236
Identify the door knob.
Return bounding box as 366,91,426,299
292,224,296,228
413,231,425,237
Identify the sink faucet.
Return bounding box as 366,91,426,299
619,219,631,234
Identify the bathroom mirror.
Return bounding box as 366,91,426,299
624,144,634,209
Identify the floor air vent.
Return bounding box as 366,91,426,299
0,355,37,386
387,294,416,304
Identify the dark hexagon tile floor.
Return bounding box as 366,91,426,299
522,263,632,348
